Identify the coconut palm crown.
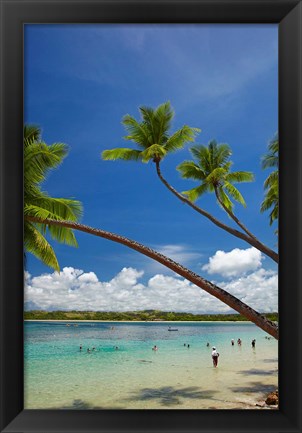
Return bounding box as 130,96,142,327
102,101,200,164
260,136,278,226
24,125,83,271
177,140,254,213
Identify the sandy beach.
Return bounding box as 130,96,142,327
24,320,278,410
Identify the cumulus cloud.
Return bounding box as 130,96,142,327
202,247,263,277
24,264,278,314
219,268,278,313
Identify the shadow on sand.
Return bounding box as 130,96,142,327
123,386,217,407
58,399,124,410
237,368,277,376
230,381,276,394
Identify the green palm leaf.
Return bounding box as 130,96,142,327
24,124,41,146
24,125,82,270
182,183,209,202
261,135,279,226
102,148,142,161
217,187,234,212
140,144,167,163
226,171,254,183
164,126,200,153
24,221,60,272
264,170,278,189
261,136,278,169
177,161,205,180
179,140,253,214
122,115,151,148
205,167,227,184
223,182,246,207
24,142,68,186
102,101,199,165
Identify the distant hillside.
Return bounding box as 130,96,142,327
24,310,278,322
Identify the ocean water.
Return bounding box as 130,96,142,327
24,321,278,409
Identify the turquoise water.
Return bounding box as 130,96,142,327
24,321,278,409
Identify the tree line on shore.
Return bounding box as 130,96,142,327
24,310,278,322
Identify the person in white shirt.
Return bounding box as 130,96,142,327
212,346,220,367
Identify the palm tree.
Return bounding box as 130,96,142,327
102,101,200,165
24,123,278,339
261,136,278,227
24,125,82,271
102,102,278,263
177,140,256,239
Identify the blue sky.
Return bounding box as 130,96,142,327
24,24,278,313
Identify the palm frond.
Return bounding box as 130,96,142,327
182,183,209,202
102,148,142,161
213,143,232,166
223,181,246,207
217,187,234,212
24,124,41,146
24,142,68,185
226,171,254,184
140,144,167,162
153,101,174,143
177,161,205,180
262,137,279,169
164,126,200,153
26,196,83,221
264,170,278,189
205,167,227,184
24,221,60,271
122,115,151,148
190,144,208,162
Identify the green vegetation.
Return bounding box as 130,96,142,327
261,135,279,228
178,140,254,211
24,125,82,271
24,310,278,322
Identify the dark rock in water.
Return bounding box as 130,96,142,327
265,390,278,405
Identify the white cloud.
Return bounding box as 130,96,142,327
24,264,278,314
202,247,263,277
219,268,278,313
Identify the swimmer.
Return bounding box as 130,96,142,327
184,343,186,347
87,348,91,353
237,338,242,346
152,345,158,351
251,339,256,348
206,342,210,347
80,345,82,351
187,344,190,348
231,339,234,346
115,346,119,350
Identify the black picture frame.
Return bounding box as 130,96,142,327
0,0,301,432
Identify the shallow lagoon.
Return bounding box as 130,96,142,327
24,321,278,409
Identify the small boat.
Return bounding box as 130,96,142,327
168,327,178,331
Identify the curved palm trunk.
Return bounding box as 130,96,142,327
26,216,278,339
214,187,260,240
155,162,278,264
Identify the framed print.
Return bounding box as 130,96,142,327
0,0,301,432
